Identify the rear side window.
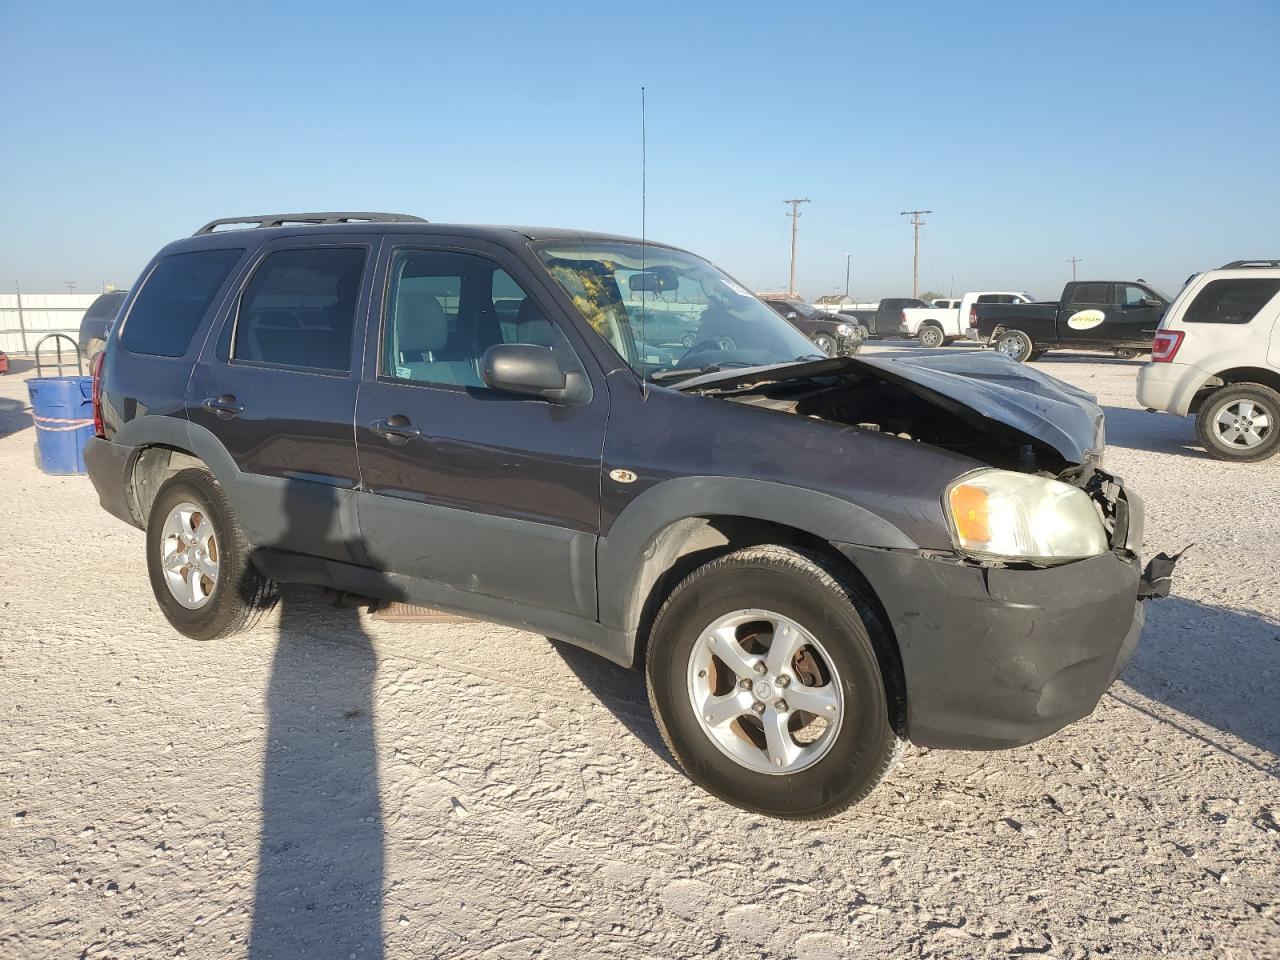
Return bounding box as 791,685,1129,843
120,249,243,357
1069,283,1108,304
233,247,367,372
1182,278,1280,325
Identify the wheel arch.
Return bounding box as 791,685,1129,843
1189,366,1280,414
111,415,239,526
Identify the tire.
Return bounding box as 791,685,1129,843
146,468,278,640
917,325,944,349
1113,348,1140,360
645,545,903,819
811,333,836,356
994,329,1034,363
1195,383,1280,462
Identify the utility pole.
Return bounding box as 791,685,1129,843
784,198,810,298
1067,256,1082,281
65,281,76,294
899,210,931,299
844,252,851,298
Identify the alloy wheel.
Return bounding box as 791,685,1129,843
159,500,220,609
1214,399,1273,450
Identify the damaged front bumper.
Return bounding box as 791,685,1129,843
836,484,1176,750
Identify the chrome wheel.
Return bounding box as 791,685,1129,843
918,326,943,348
812,333,835,356
159,500,220,609
686,609,843,775
995,330,1031,361
1214,399,1273,449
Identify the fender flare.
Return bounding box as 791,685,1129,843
596,475,917,646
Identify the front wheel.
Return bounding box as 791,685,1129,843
994,329,1035,362
1195,383,1280,462
146,468,278,640
812,333,836,356
645,545,902,819
917,325,944,349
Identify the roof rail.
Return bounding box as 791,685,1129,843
194,212,427,236
1220,259,1280,269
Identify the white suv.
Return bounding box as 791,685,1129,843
1136,260,1280,461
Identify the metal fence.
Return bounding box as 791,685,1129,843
0,292,98,355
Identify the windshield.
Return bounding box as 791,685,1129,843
534,239,822,381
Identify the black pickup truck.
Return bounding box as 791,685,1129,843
841,297,929,339
970,281,1168,362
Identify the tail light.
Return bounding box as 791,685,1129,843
968,305,977,327
91,351,105,437
1151,330,1184,363
901,309,908,324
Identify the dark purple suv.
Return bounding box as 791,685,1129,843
85,212,1172,818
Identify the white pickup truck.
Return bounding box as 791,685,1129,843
902,291,1032,348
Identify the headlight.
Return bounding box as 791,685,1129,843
944,469,1108,564
835,323,853,337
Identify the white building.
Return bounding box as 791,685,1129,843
0,292,100,356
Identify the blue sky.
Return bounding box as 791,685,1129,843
2,0,1277,300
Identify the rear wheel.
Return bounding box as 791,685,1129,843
917,325,944,349
146,468,278,639
1113,348,1141,360
1195,383,1280,462
994,329,1034,362
645,545,902,819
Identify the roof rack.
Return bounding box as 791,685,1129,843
1220,259,1280,269
194,212,427,236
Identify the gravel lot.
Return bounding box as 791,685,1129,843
1,347,1277,959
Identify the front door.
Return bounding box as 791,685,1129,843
1109,283,1167,345
1057,282,1113,348
187,239,376,564
354,239,608,618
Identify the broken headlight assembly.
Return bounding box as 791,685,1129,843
944,469,1109,565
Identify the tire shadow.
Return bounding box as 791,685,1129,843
548,639,678,771
1120,596,1280,775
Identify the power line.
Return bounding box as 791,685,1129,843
784,198,810,298
899,210,931,299
1067,256,1083,281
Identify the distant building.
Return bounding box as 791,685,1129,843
812,294,856,314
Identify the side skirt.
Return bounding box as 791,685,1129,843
250,548,633,668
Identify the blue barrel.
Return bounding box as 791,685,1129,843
28,376,95,475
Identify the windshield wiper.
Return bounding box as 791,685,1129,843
649,361,757,383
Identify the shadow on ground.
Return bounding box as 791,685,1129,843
1121,596,1280,774
549,640,678,771
2,357,37,375
1102,405,1206,457
0,396,31,439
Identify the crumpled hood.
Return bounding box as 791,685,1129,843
677,351,1105,465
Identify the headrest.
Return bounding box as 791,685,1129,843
397,292,448,354
514,297,554,347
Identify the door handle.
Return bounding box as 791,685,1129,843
202,395,244,419
370,415,420,445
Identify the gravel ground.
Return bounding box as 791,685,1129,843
1,348,1277,960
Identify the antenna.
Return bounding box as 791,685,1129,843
640,85,648,398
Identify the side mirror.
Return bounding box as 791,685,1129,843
1140,297,1163,308
786,311,798,320
481,343,587,403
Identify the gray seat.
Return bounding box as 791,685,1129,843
513,297,557,348
394,292,481,387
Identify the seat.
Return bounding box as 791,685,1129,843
394,291,481,387
513,297,556,348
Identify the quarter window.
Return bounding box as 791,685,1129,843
383,249,579,389
234,247,367,372
1183,278,1280,325
120,249,243,357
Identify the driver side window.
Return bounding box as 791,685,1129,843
1117,285,1149,307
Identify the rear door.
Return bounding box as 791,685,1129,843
187,237,377,564
1057,282,1112,348
353,237,608,618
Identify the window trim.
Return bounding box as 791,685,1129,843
226,241,372,377
373,243,592,402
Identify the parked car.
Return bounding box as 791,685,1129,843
85,212,1171,818
970,281,1167,362
77,290,129,364
1136,259,1280,461
840,297,930,339
762,298,865,356
903,291,1033,347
